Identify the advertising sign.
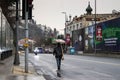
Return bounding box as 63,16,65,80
96,25,102,41
66,34,70,46
84,26,94,52
95,17,120,52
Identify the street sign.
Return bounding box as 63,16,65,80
23,43,29,48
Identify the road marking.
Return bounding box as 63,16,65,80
67,57,120,66
90,70,112,77
34,55,40,61
32,54,120,66
33,55,57,79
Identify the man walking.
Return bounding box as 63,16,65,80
53,43,64,71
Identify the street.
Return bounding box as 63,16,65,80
29,53,120,80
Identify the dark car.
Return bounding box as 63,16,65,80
34,47,43,55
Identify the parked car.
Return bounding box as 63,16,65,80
44,47,53,53
33,47,43,55
44,48,49,53
48,48,53,53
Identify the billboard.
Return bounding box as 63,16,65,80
95,17,120,52
72,29,84,51
65,34,70,46
96,25,102,41
84,26,94,52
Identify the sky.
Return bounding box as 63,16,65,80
32,0,120,34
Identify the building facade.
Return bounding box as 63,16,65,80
0,8,13,51
65,2,120,53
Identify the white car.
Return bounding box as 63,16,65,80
44,48,53,53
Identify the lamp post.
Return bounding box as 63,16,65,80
24,0,29,73
62,12,68,51
62,12,67,22
61,12,67,38
94,0,97,54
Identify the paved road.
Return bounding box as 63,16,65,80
30,53,120,80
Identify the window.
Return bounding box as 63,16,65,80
80,23,82,27
73,25,75,30
76,24,79,29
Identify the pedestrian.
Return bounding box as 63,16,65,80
53,43,64,71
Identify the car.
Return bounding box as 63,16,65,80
48,48,53,53
44,48,49,53
44,47,53,53
33,47,43,54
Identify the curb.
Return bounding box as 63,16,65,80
12,66,36,75
80,53,120,58
12,53,37,76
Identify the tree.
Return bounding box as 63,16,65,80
0,0,16,45
1,0,20,65
0,0,16,27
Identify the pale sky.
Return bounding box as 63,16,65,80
32,0,120,34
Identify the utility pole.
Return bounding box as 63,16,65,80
62,12,68,51
14,0,20,65
62,12,68,22
61,12,67,38
25,0,29,73
22,0,33,73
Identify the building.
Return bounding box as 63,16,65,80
0,8,13,60
65,2,120,53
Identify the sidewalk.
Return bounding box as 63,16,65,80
12,53,46,80
0,52,46,80
69,51,120,58
0,56,13,75
12,53,37,75
80,53,120,58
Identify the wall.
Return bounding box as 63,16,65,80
0,8,13,50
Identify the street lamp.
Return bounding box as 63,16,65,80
61,12,68,22
62,12,68,51
61,12,67,37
